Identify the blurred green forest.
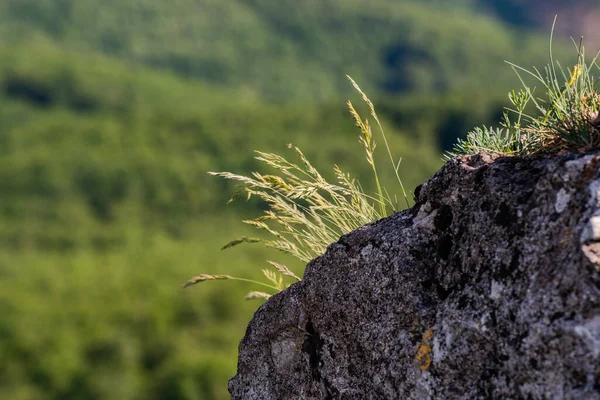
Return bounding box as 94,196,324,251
0,0,591,399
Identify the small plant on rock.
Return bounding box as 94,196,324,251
184,77,408,299
449,20,600,158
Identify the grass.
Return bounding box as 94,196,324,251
449,20,600,158
185,77,407,299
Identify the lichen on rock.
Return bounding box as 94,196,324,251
229,152,600,399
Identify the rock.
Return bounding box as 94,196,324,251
229,152,600,399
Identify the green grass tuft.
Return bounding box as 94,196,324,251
186,79,407,299
448,19,600,158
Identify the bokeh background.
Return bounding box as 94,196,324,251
0,1,598,399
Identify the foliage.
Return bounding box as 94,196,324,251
449,27,600,158
187,78,407,299
0,219,268,400
0,0,570,101
448,125,521,156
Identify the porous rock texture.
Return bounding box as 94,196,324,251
229,152,600,399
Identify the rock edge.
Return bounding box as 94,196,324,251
229,152,600,399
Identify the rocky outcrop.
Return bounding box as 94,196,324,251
229,152,600,399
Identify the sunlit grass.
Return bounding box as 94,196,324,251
449,20,600,158
186,78,408,299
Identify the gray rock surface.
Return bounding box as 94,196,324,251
229,152,600,399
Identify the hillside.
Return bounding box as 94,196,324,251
0,39,444,242
0,0,572,101
0,39,443,400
